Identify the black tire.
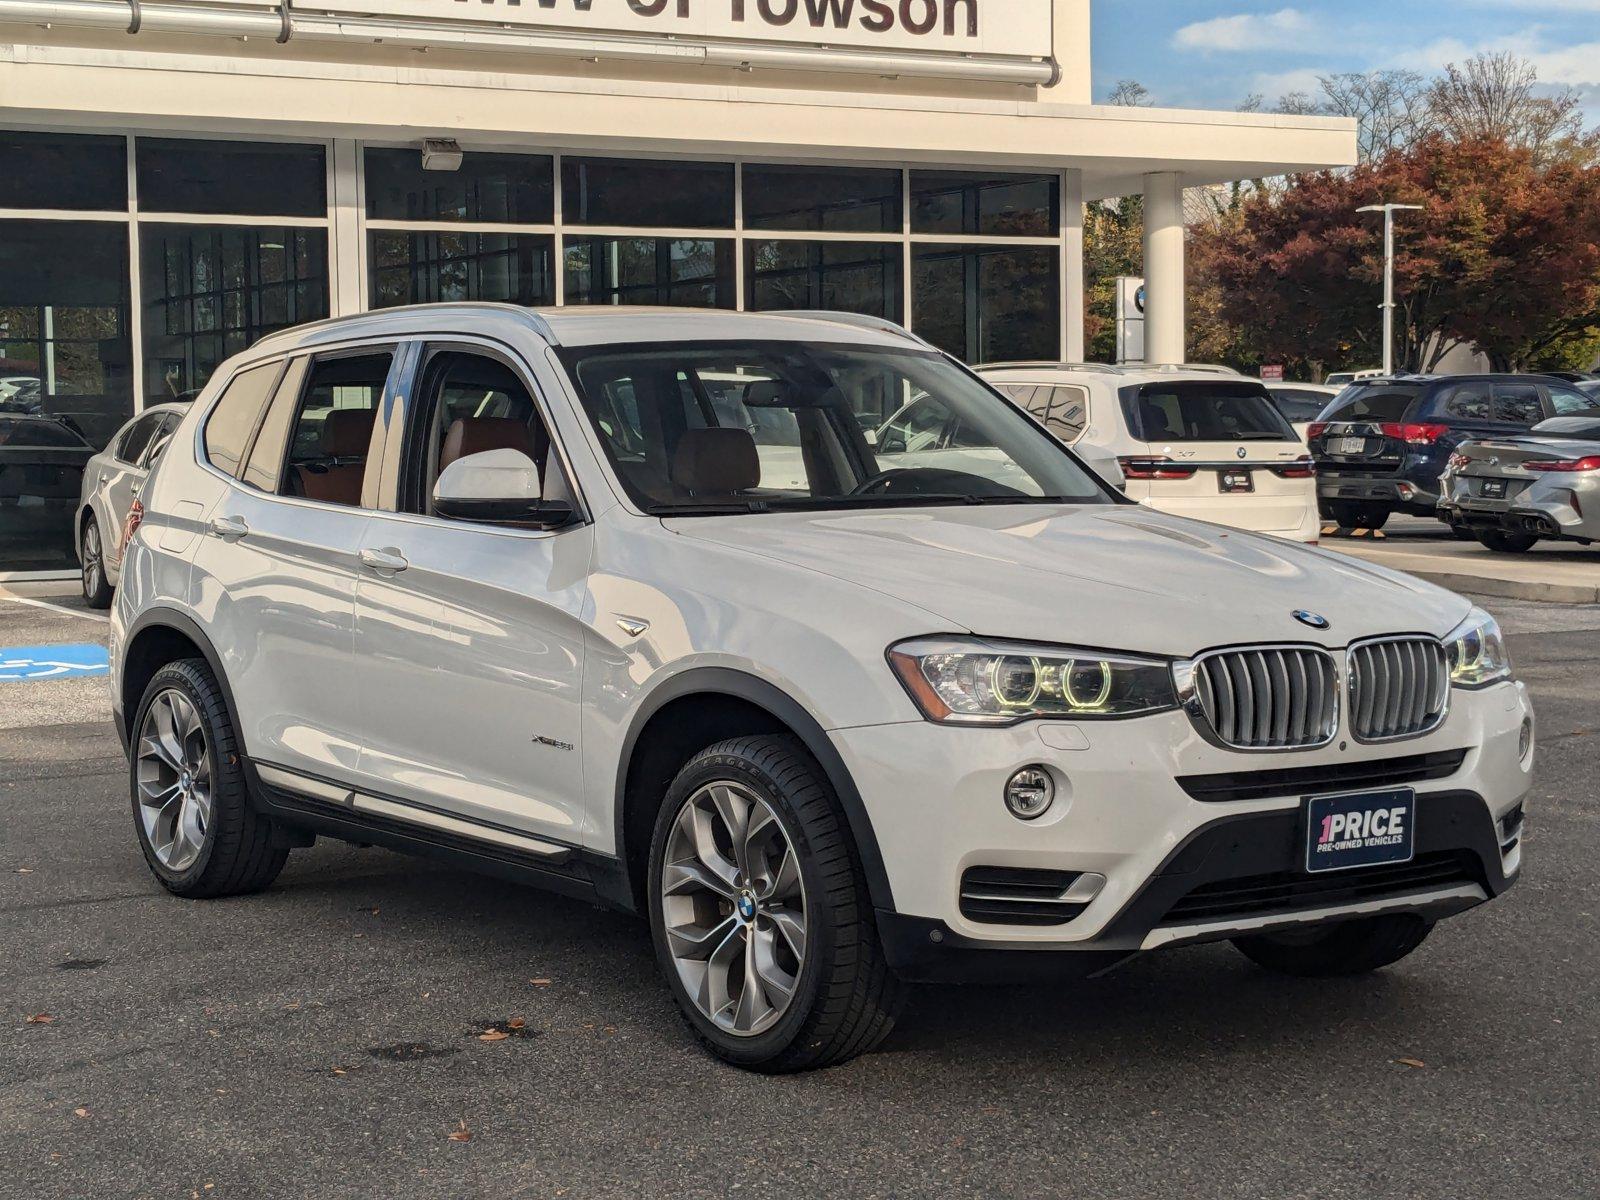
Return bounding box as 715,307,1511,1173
130,659,288,898
1447,522,1476,542
1476,530,1539,554
80,514,114,609
1326,501,1390,531
647,735,903,1073
1233,915,1432,977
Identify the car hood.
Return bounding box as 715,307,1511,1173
668,504,1471,658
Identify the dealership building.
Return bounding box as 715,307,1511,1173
0,0,1355,571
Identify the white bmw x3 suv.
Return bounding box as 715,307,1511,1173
112,305,1534,1072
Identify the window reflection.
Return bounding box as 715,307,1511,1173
746,240,902,321
137,139,326,218
562,158,734,228
364,149,553,224
369,232,555,308
563,237,733,308
910,170,1060,238
913,244,1060,364
743,165,902,234
140,223,328,399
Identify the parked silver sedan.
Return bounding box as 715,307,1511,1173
1439,414,1600,552
75,402,190,606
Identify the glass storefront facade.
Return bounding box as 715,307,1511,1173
0,131,1068,570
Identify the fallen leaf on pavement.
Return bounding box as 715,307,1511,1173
530,978,551,987
478,1028,509,1042
447,1121,472,1142
24,1013,54,1024
73,1107,89,1119
16,868,33,874
507,1017,526,1030
1396,1057,1427,1069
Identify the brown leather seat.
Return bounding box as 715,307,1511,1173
670,427,760,496
294,407,374,507
439,416,543,473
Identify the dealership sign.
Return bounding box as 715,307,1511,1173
302,0,1054,58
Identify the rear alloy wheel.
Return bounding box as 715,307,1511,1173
1233,914,1432,977
1327,501,1390,531
648,735,903,1072
131,659,288,898
1476,530,1539,554
80,515,113,609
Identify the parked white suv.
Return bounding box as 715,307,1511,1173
979,364,1320,541
113,306,1534,1072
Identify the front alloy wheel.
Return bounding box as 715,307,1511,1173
647,735,903,1072
660,781,808,1038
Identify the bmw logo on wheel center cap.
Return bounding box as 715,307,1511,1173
1293,610,1331,630
736,893,757,920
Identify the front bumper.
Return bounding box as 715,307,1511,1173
835,681,1533,981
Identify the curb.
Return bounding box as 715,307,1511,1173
1376,566,1600,606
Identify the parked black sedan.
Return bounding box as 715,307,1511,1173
1307,374,1598,531
0,415,95,571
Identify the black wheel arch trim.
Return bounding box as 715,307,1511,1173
613,666,896,914
117,606,242,754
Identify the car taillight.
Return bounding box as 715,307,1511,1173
1118,456,1198,481
120,499,144,555
1306,422,1328,441
1524,455,1600,473
1378,422,1449,445
1268,456,1316,479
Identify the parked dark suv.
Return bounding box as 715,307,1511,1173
1307,375,1598,530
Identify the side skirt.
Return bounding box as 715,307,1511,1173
244,759,634,912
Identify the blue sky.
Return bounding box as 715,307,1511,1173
1093,0,1600,119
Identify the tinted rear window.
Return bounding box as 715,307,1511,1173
1322,386,1419,423
1532,417,1600,439
1120,383,1295,442
204,362,282,477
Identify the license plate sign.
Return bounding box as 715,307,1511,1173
1480,479,1508,499
1306,789,1416,873
1219,470,1254,493
1331,437,1366,455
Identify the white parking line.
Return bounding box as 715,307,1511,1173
0,593,110,624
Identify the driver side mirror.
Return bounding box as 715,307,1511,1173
433,448,573,530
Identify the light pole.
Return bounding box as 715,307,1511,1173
1357,203,1424,377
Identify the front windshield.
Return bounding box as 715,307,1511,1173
558,340,1113,514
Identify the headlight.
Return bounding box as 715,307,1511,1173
887,637,1178,726
1446,608,1512,689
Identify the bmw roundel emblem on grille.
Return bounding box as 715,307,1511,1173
1237,446,1248,459
1293,610,1331,630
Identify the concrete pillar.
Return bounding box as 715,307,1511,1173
1063,169,1085,362
329,139,365,317
1142,171,1186,365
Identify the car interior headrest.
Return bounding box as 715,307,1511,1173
670,427,761,495
320,408,377,458
441,417,537,471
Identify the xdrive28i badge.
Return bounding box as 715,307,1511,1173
1293,610,1331,630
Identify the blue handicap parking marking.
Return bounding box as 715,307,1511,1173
0,643,111,683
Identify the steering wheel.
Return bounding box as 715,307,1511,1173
849,466,1024,499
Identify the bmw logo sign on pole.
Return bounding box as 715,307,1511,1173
1293,611,1332,631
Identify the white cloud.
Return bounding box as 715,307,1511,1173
1173,8,1317,54
1393,28,1600,88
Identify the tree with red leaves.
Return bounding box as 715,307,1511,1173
1193,136,1600,375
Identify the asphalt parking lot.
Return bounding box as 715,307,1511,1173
3,576,1598,1199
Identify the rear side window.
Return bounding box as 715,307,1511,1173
204,362,282,477
116,412,166,464
1120,383,1294,442
1442,382,1492,420
1545,383,1595,417
1268,390,1329,422
1493,383,1544,425
1023,385,1089,442
143,413,182,467
1322,386,1418,424
279,352,391,508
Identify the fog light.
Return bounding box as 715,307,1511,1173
1004,766,1055,821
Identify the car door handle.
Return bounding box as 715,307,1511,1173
209,515,249,541
359,547,409,574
